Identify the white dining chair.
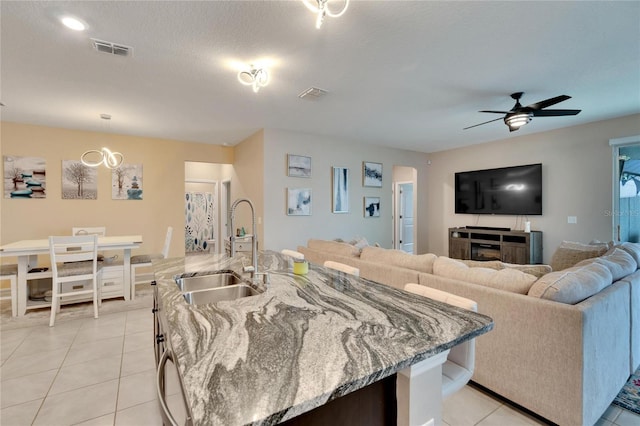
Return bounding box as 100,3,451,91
49,235,102,327
0,264,18,317
72,227,106,236
404,283,477,399
130,226,173,299
281,249,305,260
324,260,360,277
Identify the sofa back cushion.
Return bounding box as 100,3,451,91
549,241,610,271
576,248,637,281
307,239,361,258
527,263,613,304
618,242,640,267
360,246,437,274
433,256,537,294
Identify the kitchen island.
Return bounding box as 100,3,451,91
153,250,493,425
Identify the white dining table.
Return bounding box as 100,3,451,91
0,235,142,316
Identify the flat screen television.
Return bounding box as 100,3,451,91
455,163,542,215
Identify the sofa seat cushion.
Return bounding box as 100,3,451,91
550,241,610,271
576,248,637,281
433,256,537,294
307,239,361,258
527,263,613,304
360,246,437,273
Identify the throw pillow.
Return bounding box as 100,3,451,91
461,260,504,270
549,241,609,271
501,263,553,278
308,239,361,258
433,256,537,294
527,262,613,304
360,246,437,274
575,248,637,281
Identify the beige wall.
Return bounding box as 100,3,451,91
426,113,640,263
230,130,265,245
261,128,431,252
0,121,233,268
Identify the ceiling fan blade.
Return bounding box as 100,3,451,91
478,110,511,114
525,95,571,110
531,109,581,117
463,117,504,130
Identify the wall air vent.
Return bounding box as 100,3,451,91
298,87,328,100
91,38,133,57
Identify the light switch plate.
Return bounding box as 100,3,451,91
568,216,577,224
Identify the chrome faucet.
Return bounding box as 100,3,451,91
229,198,267,285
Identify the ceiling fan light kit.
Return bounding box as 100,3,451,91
465,92,581,132
504,112,532,131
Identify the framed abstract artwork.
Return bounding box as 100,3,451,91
288,154,312,178
287,188,312,215
332,166,349,213
363,161,383,187
364,196,380,217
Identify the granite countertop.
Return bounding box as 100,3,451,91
153,250,493,426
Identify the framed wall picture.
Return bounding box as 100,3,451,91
3,155,47,198
112,163,143,200
332,166,349,213
363,161,383,187
287,188,312,215
288,154,312,178
364,196,380,217
62,160,97,199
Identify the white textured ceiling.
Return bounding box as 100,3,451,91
1,1,639,153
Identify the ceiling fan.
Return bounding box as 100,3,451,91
464,92,581,132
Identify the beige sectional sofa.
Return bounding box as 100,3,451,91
298,239,640,426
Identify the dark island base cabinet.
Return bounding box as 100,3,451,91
280,374,397,426
448,227,543,265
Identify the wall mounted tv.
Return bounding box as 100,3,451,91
455,163,542,215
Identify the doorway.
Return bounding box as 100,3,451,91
185,162,233,255
395,181,414,253
610,136,640,243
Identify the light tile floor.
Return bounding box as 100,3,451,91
1,304,639,426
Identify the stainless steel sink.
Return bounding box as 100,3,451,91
183,284,262,305
175,271,246,292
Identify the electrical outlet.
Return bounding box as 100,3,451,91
568,216,577,224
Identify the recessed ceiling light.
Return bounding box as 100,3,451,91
61,16,86,31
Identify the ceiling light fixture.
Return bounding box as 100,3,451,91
61,16,86,31
504,112,532,131
301,0,349,29
237,66,269,93
81,114,124,169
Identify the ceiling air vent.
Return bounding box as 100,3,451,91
91,38,133,57
298,87,328,100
